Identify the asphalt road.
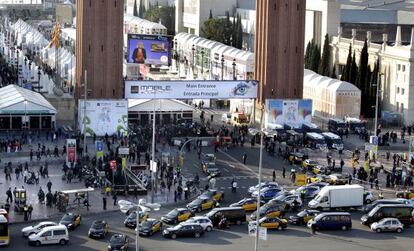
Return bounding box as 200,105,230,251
6,203,414,251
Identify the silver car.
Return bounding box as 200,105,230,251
370,218,404,233
21,221,58,237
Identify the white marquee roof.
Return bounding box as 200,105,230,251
0,85,57,114
128,99,194,112
304,69,361,93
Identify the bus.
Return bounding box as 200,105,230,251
345,117,365,134
322,132,344,150
302,122,322,133
305,133,327,150
328,119,347,134
0,215,9,246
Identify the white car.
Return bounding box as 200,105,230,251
185,216,213,232
22,221,59,237
370,218,404,233
28,225,69,246
248,182,280,195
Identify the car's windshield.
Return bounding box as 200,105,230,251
368,206,380,216
167,209,178,217
92,222,105,229
297,211,307,217
61,215,73,221
110,236,124,245
141,221,153,228
189,199,203,206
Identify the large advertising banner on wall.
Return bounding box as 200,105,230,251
125,80,258,99
78,100,128,137
265,99,313,128
127,34,171,66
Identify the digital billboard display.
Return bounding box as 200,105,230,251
127,34,171,66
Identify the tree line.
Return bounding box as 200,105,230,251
201,10,244,50
305,35,379,118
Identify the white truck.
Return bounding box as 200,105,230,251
308,185,364,210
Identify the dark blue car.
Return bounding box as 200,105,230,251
253,187,284,201
307,212,352,231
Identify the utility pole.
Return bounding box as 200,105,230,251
83,70,87,157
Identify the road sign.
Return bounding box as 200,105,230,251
370,136,378,145
150,161,157,172
248,224,267,240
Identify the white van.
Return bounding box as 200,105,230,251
28,225,69,246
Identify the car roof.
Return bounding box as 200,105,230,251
319,212,351,216
38,221,57,225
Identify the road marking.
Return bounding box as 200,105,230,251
218,149,259,177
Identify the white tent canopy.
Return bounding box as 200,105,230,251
0,85,57,114
128,99,194,112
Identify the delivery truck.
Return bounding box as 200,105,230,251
308,184,364,210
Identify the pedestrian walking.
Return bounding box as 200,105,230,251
6,188,12,203
23,205,29,221
28,204,33,220
112,192,117,206
242,153,247,165
47,180,53,192
272,170,276,182
282,167,286,179
133,187,138,200
102,197,107,210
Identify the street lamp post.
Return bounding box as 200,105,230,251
232,59,236,80
192,44,195,73
151,92,156,203
37,69,41,93
118,200,161,251
254,131,264,251
201,49,205,74
221,55,224,81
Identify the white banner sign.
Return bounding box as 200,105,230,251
78,100,129,137
125,80,258,99
118,147,130,155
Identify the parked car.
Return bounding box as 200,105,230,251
107,234,128,251
370,218,404,233
289,209,320,225
361,204,414,226
250,217,288,230
329,174,349,185
205,207,246,226
162,223,204,239
185,216,213,232
252,187,284,201
302,159,319,172
363,199,410,213
250,203,286,221
307,212,352,231
28,225,69,246
161,208,193,225
290,185,320,199
139,218,163,236
288,152,309,165
248,182,280,196
396,189,414,199
88,220,109,239
124,211,149,228
202,162,220,177
186,196,218,213
199,189,224,201
272,194,303,209
22,221,58,237
59,213,81,230
230,197,264,212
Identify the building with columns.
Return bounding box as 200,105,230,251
331,26,414,124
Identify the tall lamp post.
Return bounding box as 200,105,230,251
192,44,195,73
221,55,224,81
118,199,161,251
254,127,264,251
201,48,205,74
37,68,41,93
232,59,236,80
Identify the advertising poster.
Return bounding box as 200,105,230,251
78,100,128,137
66,139,76,164
127,34,171,66
95,140,104,161
125,80,258,99
266,99,313,128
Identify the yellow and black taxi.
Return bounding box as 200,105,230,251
288,152,309,165
59,213,81,230
161,208,193,225
307,174,332,184
250,217,288,230
124,211,149,228
202,162,220,177
187,196,217,213
88,220,109,239
200,189,224,202
329,173,349,185
202,154,217,163
289,209,320,225
107,233,128,251
396,189,414,199
250,203,286,221
139,218,163,236
230,197,264,212
302,159,319,172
